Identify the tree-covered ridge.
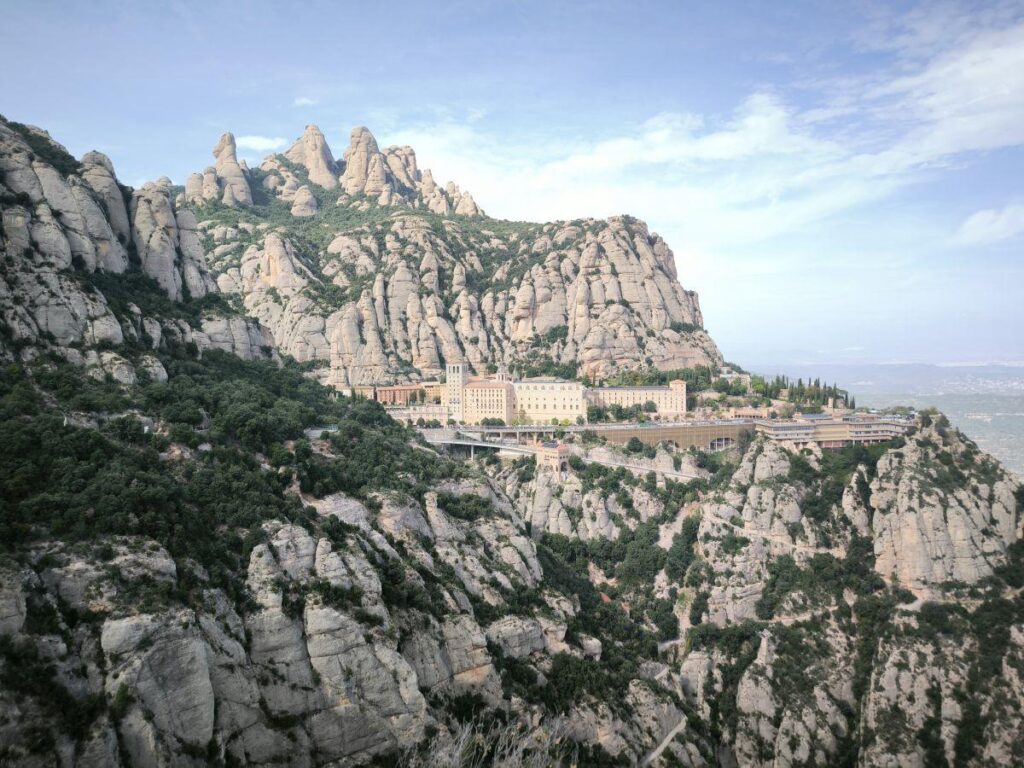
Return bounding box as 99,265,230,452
0,347,705,765
0,350,458,586
3,113,1024,767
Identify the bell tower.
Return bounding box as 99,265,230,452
445,359,468,422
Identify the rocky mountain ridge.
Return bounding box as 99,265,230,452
2,113,1023,768
0,114,720,387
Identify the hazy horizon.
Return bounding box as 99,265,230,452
3,0,1021,366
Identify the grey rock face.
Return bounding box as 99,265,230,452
204,212,719,385
130,179,218,301
80,150,131,243
486,616,546,658
869,424,1020,590
212,132,253,207
284,124,337,189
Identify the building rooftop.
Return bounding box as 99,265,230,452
464,380,513,389
593,384,685,391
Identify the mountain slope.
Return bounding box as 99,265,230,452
0,114,718,385
1,114,1023,768
185,124,720,385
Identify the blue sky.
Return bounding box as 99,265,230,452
3,0,1022,366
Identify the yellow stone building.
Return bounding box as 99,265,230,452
439,361,691,425
463,380,516,424
512,378,587,424
586,380,687,417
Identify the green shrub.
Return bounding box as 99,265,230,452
436,491,493,521
6,120,82,176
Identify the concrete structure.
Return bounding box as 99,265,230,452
438,361,687,425
587,380,687,416
445,361,469,422
756,414,911,449
461,420,755,452
535,441,570,474
513,378,587,424
463,380,516,425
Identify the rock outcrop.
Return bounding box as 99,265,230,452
80,150,131,243
341,126,391,199
204,209,718,384
869,422,1021,591
0,116,275,375
165,122,721,383
289,185,318,217
131,178,218,301
211,133,252,207
284,124,337,189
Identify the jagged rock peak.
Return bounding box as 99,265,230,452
284,124,337,189
248,123,484,217
383,144,420,188
341,125,389,197
211,132,252,207
213,131,237,160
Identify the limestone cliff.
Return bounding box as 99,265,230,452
195,124,720,384
3,113,1023,768
2,115,720,384
0,118,275,383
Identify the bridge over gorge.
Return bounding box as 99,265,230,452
304,420,751,482
416,429,706,482
456,419,755,453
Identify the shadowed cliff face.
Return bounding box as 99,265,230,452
2,115,1023,767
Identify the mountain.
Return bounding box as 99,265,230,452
1,115,1023,767
0,115,718,387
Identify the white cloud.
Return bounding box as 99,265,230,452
870,23,1024,164
235,135,288,152
384,13,1024,260
293,96,317,107
955,203,1024,246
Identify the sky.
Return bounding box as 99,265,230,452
2,0,1022,367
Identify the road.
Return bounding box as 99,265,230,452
640,717,688,766
420,429,701,481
